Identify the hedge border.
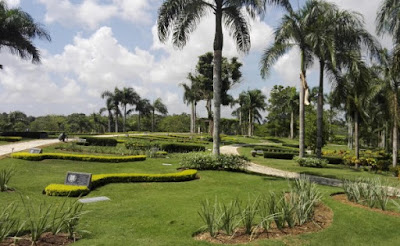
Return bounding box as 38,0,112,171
11,152,146,163
0,136,22,142
44,169,198,197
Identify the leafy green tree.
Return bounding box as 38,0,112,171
150,98,168,132
157,0,283,154
158,114,190,132
67,113,90,133
0,1,51,69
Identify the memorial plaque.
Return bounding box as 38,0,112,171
256,150,264,155
64,172,92,187
29,148,42,154
78,196,110,204
78,139,87,143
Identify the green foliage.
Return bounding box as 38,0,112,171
0,167,14,192
180,153,248,170
11,152,146,163
294,157,328,168
21,197,53,243
57,143,144,156
219,199,240,236
305,106,329,151
0,136,22,142
45,170,198,197
0,202,19,242
1,131,48,139
84,137,118,146
263,152,295,159
198,199,220,238
160,142,205,153
158,114,191,132
343,178,392,210
240,197,259,234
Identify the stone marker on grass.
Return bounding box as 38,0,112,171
78,196,110,204
29,148,42,154
64,171,92,187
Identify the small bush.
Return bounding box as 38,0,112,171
294,157,328,168
0,136,22,142
11,152,146,163
180,153,248,170
159,143,205,153
84,137,117,146
263,152,295,160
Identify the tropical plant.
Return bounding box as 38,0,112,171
0,202,19,242
0,1,51,68
101,88,121,133
0,167,14,192
239,89,267,136
134,98,152,131
119,87,140,132
150,98,168,132
157,0,286,155
181,80,201,133
100,97,114,132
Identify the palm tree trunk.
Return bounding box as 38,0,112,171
354,111,360,162
239,109,242,135
190,102,194,133
123,104,127,132
152,109,155,132
299,52,306,158
212,7,223,156
393,88,398,167
194,102,197,133
108,111,112,132
206,99,213,135
316,61,325,158
138,113,141,131
115,111,119,133
248,109,252,136
347,115,353,149
290,110,294,139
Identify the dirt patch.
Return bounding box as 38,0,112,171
194,203,333,244
332,193,400,217
0,232,77,246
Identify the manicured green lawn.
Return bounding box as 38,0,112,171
1,142,400,245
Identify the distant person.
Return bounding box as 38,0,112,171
58,132,66,142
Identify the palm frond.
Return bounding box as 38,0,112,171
223,6,251,53
259,42,293,78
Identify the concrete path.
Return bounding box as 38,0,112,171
0,139,61,156
221,145,400,195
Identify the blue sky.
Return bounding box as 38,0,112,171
0,0,389,118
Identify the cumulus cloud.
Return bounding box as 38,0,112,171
38,0,156,29
4,0,20,8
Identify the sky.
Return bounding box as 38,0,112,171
0,0,391,118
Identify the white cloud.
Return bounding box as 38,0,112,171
38,0,156,29
272,47,301,86
4,0,20,8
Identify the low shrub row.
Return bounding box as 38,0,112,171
0,136,22,142
263,152,295,160
294,157,328,168
160,143,205,153
1,131,48,139
180,153,248,170
44,169,198,197
83,137,118,146
11,152,146,163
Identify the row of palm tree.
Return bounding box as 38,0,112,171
101,87,168,133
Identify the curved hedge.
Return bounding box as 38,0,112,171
11,152,146,163
0,136,22,142
44,169,198,197
159,143,206,153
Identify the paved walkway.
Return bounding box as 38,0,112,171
220,145,400,195
0,139,62,156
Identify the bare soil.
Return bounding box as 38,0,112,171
332,193,400,217
0,232,77,246
194,203,333,244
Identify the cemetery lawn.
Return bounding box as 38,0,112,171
238,146,400,186
0,148,399,245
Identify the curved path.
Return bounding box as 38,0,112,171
221,145,400,195
0,139,62,157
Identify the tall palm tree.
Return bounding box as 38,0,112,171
99,97,114,132
0,1,51,68
232,93,249,135
239,89,267,136
157,0,288,155
135,98,151,131
150,98,168,132
260,1,311,157
377,0,400,167
181,81,200,133
101,87,121,133
119,87,140,132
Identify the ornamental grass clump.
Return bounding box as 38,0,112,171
198,199,220,237
0,202,19,242
0,167,14,192
219,199,240,236
180,153,248,170
239,197,260,234
343,178,392,210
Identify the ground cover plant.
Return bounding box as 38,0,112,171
180,153,248,170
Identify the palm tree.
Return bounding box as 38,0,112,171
135,98,152,131
239,89,267,136
99,97,114,132
232,93,249,135
181,81,200,133
377,0,400,167
101,88,121,133
119,87,140,132
157,0,288,155
150,98,168,132
0,2,51,68
260,1,311,157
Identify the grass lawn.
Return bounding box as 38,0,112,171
1,142,400,245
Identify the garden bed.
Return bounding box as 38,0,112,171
0,232,77,246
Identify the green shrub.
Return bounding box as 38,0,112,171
0,167,14,192
294,157,328,168
180,153,248,170
0,136,22,142
263,152,295,160
1,131,48,139
159,143,205,153
84,137,117,146
11,152,146,163
282,143,300,148
0,202,19,242
44,170,198,197
323,156,343,164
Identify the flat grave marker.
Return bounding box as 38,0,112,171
29,148,42,154
64,172,92,187
78,196,110,204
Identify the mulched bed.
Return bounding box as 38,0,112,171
332,193,400,217
194,203,333,244
0,232,77,246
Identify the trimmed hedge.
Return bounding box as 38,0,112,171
159,143,205,153
84,137,118,146
0,136,22,142
11,152,146,162
294,157,328,168
1,131,48,139
44,169,198,197
263,152,295,159
323,156,343,164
